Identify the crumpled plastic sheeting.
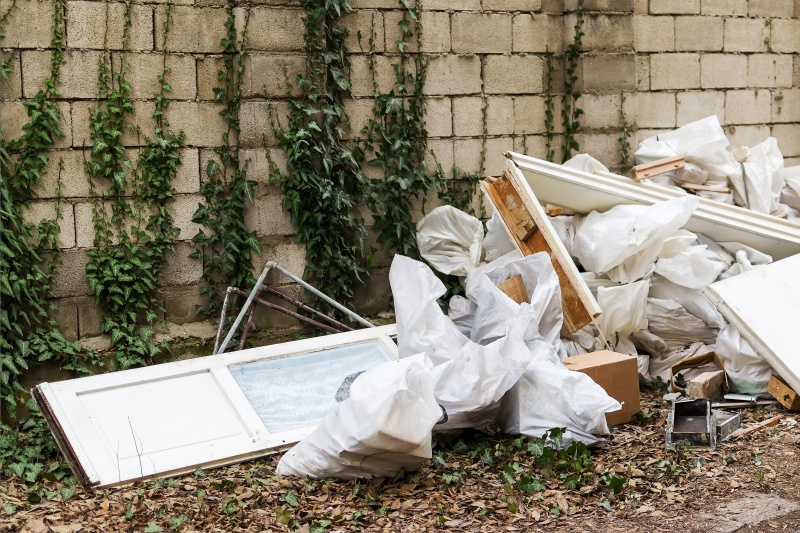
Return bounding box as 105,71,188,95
655,244,729,290
498,337,621,446
649,275,726,329
564,153,609,174
741,137,784,215
549,215,583,263
715,324,773,396
780,166,800,210
572,196,698,275
432,315,538,431
596,280,649,341
647,343,715,383
717,243,772,280
447,295,477,337
390,255,468,364
469,253,563,347
483,212,516,262
645,298,719,352
416,205,484,277
276,354,441,480
560,325,607,359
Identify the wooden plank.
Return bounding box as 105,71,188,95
497,275,528,304
481,162,599,334
632,154,685,181
680,182,732,194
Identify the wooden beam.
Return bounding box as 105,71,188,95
632,154,685,181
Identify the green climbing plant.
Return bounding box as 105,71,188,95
543,47,557,163
618,94,633,170
85,0,182,369
268,0,368,303
561,0,585,163
191,0,260,318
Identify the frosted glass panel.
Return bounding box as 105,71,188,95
229,341,392,432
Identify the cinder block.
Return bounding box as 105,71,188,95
156,6,228,54
52,298,80,342
573,132,619,168
637,55,650,91
258,238,307,285
581,93,635,130
513,134,559,161
724,18,768,53
71,100,157,148
2,101,72,149
773,125,800,157
541,0,565,12
701,0,746,16
0,0,53,48
196,56,225,101
676,16,722,51
454,138,485,175
651,53,701,90
172,194,203,241
40,150,92,199
636,92,676,128
725,124,771,149
634,0,648,14
171,148,201,194
426,96,453,138
353,267,391,317
22,201,76,249
634,15,675,52
77,296,103,339
239,100,289,148
342,98,375,139
676,90,724,125
67,1,153,51
726,89,771,125
166,101,227,147
161,242,204,286
650,0,700,14
244,189,295,237
340,10,384,53
0,52,21,99
427,138,454,177
389,10,449,53
576,14,634,51
53,249,91,298
700,54,747,89
566,0,633,11
748,54,793,88
452,13,512,53
485,96,515,135
773,89,800,123
512,14,563,53
484,55,543,94
771,19,800,54
424,55,482,95
749,0,793,18
120,53,196,100
485,137,515,174
484,0,543,10
22,50,101,100
349,55,397,97
240,148,288,185
236,7,305,52
164,285,207,325
580,54,637,91
73,201,100,248
514,95,548,135
419,0,481,9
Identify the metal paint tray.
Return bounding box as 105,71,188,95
667,399,717,449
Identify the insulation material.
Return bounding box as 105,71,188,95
416,205,484,277
714,324,773,397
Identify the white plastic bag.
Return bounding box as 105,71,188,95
646,343,714,382
498,337,621,446
572,196,698,274
741,137,784,214
390,255,468,364
416,205,484,276
714,324,773,396
780,165,800,210
447,295,477,337
432,315,537,431
654,244,728,290
469,252,563,347
483,212,516,262
596,280,649,341
276,354,441,479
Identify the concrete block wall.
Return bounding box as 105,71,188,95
2,0,799,339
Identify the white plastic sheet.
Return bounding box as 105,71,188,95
596,280,649,341
564,153,609,174
416,205,484,276
447,295,477,337
483,212,516,262
572,196,698,275
654,244,728,290
498,337,621,446
714,324,773,396
649,275,726,329
276,354,441,479
741,137,784,215
645,298,719,352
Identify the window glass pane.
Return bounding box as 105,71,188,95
229,341,392,433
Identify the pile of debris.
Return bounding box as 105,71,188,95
31,116,800,489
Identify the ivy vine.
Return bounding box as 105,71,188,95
191,0,260,318
84,0,183,369
268,0,368,304
543,47,557,163
561,0,585,163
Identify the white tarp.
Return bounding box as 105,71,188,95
416,205,484,276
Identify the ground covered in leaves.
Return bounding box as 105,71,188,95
3,390,800,532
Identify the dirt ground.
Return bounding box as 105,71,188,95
3,390,800,533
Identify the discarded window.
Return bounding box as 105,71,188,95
33,325,398,488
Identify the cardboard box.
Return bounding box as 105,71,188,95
768,374,800,410
562,350,640,425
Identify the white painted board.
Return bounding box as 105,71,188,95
508,152,800,260
704,255,800,394
34,325,398,488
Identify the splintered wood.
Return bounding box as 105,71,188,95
482,168,596,334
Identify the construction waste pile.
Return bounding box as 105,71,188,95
278,115,800,479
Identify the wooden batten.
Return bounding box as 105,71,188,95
497,274,529,304
482,164,599,334
632,154,685,181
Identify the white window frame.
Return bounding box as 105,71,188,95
34,324,397,488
